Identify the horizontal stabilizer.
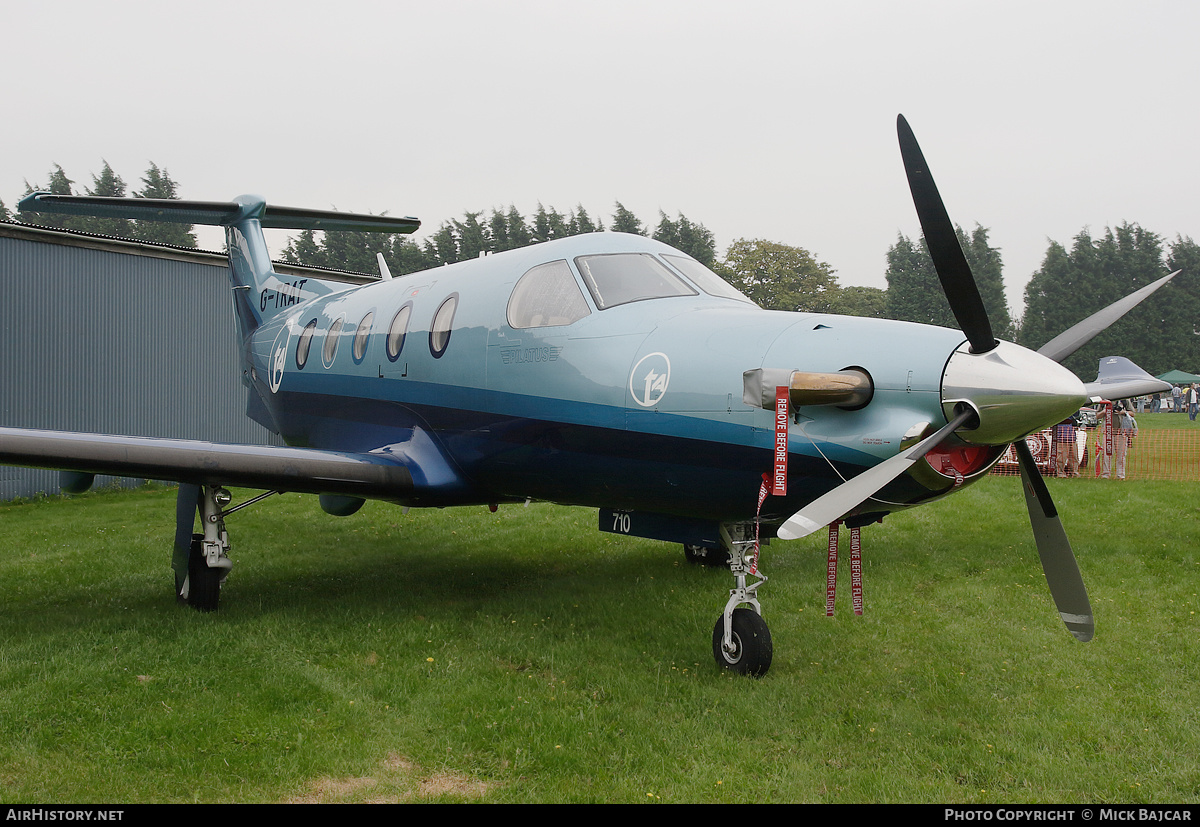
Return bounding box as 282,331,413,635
1083,355,1169,401
17,193,420,234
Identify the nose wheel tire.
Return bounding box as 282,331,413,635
712,607,773,677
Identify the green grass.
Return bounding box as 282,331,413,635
1,479,1198,803
1119,411,1200,431
1068,415,1200,479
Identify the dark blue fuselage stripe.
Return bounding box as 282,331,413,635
263,387,938,523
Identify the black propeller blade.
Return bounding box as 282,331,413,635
897,114,997,354
897,115,1092,641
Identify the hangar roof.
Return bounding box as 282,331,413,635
0,220,374,284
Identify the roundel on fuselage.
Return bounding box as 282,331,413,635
630,352,671,408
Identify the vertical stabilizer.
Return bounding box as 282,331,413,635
16,190,420,428
221,195,332,338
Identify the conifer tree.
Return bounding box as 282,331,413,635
885,225,1011,338
281,229,328,269
17,165,87,230
653,211,716,265
505,205,531,249
1020,223,1172,375
532,203,568,243
488,208,512,253
610,202,645,236
83,161,134,238
569,205,599,235
390,236,437,274
452,212,487,260
132,163,196,247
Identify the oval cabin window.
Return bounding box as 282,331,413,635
386,303,413,361
296,319,318,369
429,295,458,358
323,316,345,367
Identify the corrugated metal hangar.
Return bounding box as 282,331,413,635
0,221,364,500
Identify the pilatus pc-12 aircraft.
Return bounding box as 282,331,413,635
3,116,1175,676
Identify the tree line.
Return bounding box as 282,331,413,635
7,160,1197,374
277,202,719,277
5,162,197,247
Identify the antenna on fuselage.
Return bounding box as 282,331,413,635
376,252,393,280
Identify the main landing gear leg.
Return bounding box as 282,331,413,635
176,485,234,612
711,523,773,677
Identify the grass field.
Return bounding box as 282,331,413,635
1,477,1198,803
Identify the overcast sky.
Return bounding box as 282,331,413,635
5,0,1197,316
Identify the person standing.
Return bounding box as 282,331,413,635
1172,384,1182,413
1105,403,1138,480
1190,385,1199,421
1053,417,1079,477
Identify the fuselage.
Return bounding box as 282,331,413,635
245,232,994,529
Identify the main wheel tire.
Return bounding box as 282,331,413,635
186,536,222,612
684,544,731,567
712,607,773,677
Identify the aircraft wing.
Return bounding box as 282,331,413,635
0,427,418,499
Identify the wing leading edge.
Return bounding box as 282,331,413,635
0,427,427,500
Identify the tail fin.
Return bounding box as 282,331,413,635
16,192,420,334
1084,356,1170,402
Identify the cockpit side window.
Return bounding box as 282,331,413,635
574,253,697,310
507,260,592,329
661,253,757,305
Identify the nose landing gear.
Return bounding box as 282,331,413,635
712,524,772,677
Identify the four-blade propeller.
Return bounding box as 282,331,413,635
780,114,1177,643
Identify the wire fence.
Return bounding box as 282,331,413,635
990,428,1200,481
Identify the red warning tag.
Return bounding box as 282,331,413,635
773,385,788,496
827,523,864,616
826,523,839,616
751,473,770,575
849,526,863,616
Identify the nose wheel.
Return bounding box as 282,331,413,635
712,524,773,676
713,607,772,676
